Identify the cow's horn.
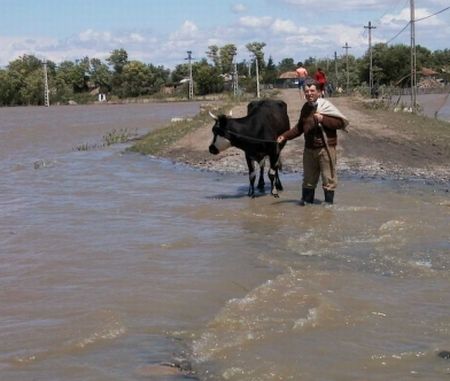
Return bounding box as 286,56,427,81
229,110,233,117
209,111,218,120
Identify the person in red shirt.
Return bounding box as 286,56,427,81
314,68,327,97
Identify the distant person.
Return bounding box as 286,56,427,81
371,83,380,98
277,79,348,205
314,68,327,97
296,62,308,99
326,82,334,97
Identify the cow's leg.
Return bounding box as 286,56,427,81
246,154,257,198
275,157,283,191
268,155,281,198
275,169,283,191
257,158,265,192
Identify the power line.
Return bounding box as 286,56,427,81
415,6,450,22
385,21,410,45
373,0,409,25
384,5,450,45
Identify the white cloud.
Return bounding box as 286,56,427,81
280,0,389,10
78,29,112,42
0,36,57,65
129,33,145,43
231,3,247,13
239,16,273,28
415,7,446,26
381,6,445,28
271,19,299,34
321,24,368,49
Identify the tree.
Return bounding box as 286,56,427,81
19,69,44,105
8,54,42,75
206,45,220,68
0,69,16,105
149,64,170,92
277,58,296,73
432,49,450,67
246,41,266,71
107,49,129,97
119,60,152,97
263,56,278,84
55,60,88,93
170,63,189,84
90,58,112,93
193,59,224,95
106,48,128,74
220,44,237,75
6,55,48,105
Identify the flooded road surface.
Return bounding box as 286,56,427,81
0,103,449,381
399,92,450,121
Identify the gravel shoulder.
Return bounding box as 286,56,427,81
157,88,450,186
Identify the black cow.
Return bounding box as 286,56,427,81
208,99,290,198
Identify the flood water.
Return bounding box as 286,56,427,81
0,102,449,381
399,92,450,121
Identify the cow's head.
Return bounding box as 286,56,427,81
208,111,233,155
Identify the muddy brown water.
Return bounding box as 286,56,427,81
0,103,449,381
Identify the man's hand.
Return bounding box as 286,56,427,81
314,113,323,123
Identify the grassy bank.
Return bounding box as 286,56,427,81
128,90,281,156
127,103,234,156
357,98,450,148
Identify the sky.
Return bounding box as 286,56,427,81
1,0,449,69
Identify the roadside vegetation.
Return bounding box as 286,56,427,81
0,43,449,106
75,128,139,151
127,101,238,156
357,97,450,148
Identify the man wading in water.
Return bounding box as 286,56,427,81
277,78,349,205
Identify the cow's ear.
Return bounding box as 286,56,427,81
209,111,218,120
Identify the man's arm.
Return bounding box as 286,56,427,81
280,122,303,141
314,114,345,129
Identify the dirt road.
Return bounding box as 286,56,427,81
162,89,450,185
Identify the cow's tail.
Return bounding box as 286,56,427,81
275,142,283,171
278,157,283,172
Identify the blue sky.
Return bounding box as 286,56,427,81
1,0,449,68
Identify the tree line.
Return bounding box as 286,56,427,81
0,42,449,106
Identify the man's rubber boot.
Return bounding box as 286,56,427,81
324,190,334,204
299,188,315,206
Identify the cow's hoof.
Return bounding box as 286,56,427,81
272,193,280,198
438,351,450,359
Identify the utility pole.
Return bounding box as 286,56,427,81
43,59,50,107
410,0,417,110
334,51,338,87
185,50,194,100
364,21,376,96
233,61,239,98
342,42,352,94
255,55,260,98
